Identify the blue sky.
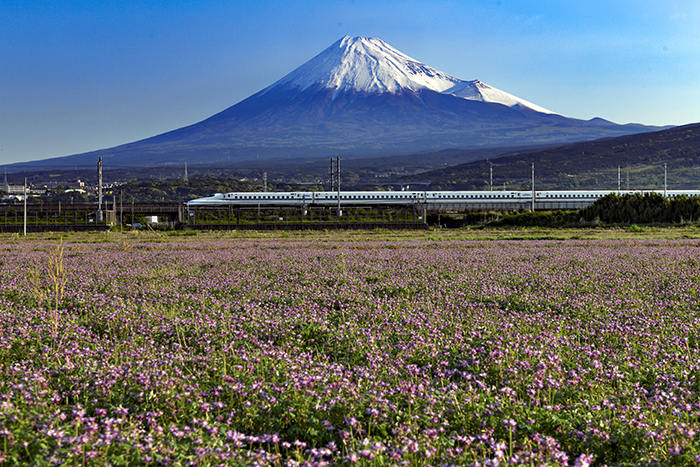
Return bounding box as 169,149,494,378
2,0,699,165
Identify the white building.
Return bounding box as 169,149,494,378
0,184,25,195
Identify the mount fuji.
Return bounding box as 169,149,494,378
26,36,663,168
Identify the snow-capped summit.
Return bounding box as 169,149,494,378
263,36,462,95
264,36,556,115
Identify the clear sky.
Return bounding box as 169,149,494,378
2,0,699,165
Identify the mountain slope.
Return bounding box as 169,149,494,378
12,36,665,170
403,123,700,190
445,80,556,114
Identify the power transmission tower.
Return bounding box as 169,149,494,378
330,158,335,191
330,157,341,217
531,163,535,211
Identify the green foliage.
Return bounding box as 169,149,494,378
487,210,581,228
581,192,700,224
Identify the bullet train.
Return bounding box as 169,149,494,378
187,189,700,208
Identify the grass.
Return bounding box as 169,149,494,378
5,223,700,244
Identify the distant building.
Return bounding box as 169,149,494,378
0,184,25,195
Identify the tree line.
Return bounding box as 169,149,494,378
486,192,700,227
580,192,700,224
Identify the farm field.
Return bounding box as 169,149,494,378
1,231,700,465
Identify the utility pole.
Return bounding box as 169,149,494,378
23,177,27,236
618,166,621,191
263,172,267,192
97,157,103,222
531,163,535,211
120,189,123,233
664,163,667,197
184,162,188,182
490,165,493,191
336,156,341,218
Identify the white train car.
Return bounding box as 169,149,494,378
187,189,700,212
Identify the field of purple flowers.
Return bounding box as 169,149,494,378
1,236,700,466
